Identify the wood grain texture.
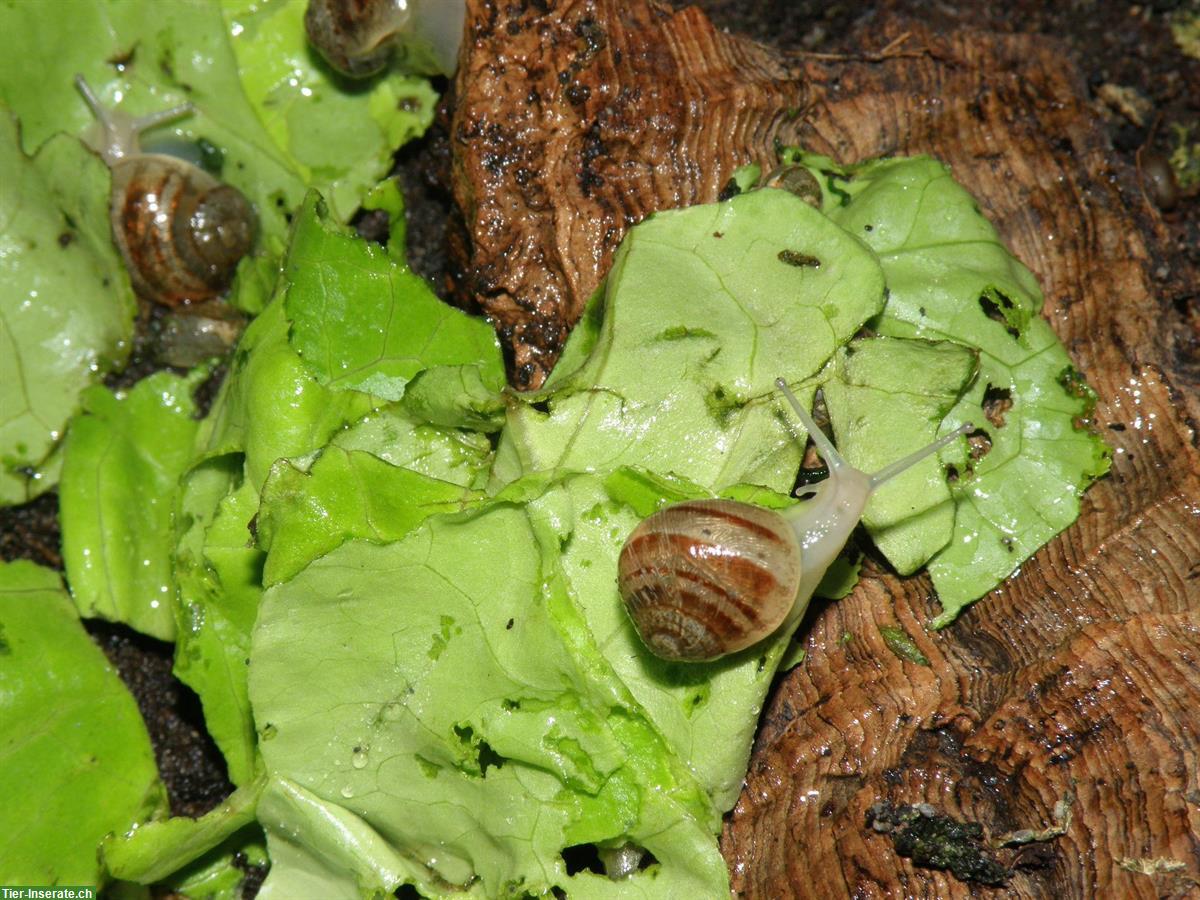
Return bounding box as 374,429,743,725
721,21,1200,898
449,3,1200,894
449,0,803,388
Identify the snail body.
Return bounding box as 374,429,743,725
75,76,255,308
305,0,464,78
618,379,971,662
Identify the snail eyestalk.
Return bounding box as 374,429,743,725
773,376,970,488
774,377,845,469
867,422,973,489
74,75,192,164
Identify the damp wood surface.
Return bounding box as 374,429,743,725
449,2,1200,896
449,0,805,388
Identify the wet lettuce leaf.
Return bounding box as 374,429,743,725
0,114,135,505
220,0,437,221
249,504,729,899
59,369,207,641
170,193,503,785
173,471,263,787
257,444,483,587
283,193,506,401
494,188,886,493
812,155,1111,624
0,560,165,885
104,773,265,889
822,335,978,574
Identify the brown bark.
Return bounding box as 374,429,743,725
449,0,803,388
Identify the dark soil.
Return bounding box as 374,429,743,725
1,0,1196,892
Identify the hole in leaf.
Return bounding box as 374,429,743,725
978,291,1021,339
452,724,506,777
966,428,992,461
562,843,605,876
982,385,1013,428
477,741,505,775
562,843,657,879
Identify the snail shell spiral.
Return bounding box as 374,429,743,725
616,499,803,662
109,155,255,307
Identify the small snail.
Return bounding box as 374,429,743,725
618,378,972,662
1140,152,1180,212
304,0,464,78
74,76,255,308
762,164,823,207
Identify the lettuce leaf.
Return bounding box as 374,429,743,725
59,369,207,641
814,155,1111,624
0,560,165,885
822,335,978,574
0,115,135,505
249,503,728,899
172,193,503,784
494,188,887,492
283,193,505,401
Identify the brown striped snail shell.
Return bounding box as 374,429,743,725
618,499,803,662
617,379,973,663
75,76,255,308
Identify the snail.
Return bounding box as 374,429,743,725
304,0,464,78
762,164,823,207
1140,152,1180,212
74,76,256,308
617,378,972,662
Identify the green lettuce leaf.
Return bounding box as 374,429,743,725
817,156,1111,624
174,191,504,782
173,471,263,786
249,503,728,899
283,193,505,401
335,403,495,487
494,188,886,493
103,773,265,888
0,560,165,885
257,445,482,587
0,114,135,505
59,369,206,641
220,0,437,221
193,291,381,489
822,335,978,574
